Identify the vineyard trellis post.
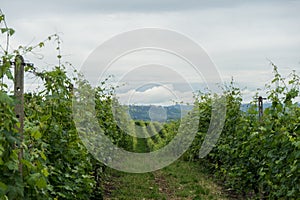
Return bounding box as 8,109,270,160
14,55,25,178
257,96,266,121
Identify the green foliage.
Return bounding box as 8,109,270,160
0,91,24,199
0,13,104,199
24,67,101,199
184,67,300,199
0,28,14,36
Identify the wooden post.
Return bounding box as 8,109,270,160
14,55,24,178
257,96,266,121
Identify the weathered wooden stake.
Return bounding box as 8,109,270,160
257,96,266,121
14,55,24,178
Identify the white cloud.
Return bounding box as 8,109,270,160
1,0,299,103
117,84,193,105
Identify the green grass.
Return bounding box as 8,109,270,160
135,138,149,153
104,124,232,199
159,160,228,199
103,160,230,200
103,170,166,199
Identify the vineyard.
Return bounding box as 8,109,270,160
1,12,300,199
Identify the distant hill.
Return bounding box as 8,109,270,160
241,102,300,112
127,102,299,121
240,103,272,112
127,104,193,122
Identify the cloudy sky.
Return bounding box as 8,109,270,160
1,0,300,105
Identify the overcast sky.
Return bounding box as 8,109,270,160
1,0,300,105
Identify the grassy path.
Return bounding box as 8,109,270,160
104,122,237,200
133,123,150,153
103,160,230,200
103,134,233,200
135,138,149,153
